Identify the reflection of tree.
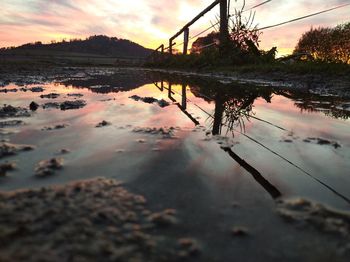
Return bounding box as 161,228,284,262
222,95,255,133
62,72,151,94
209,87,273,135
149,72,275,136
273,89,350,120
148,72,350,127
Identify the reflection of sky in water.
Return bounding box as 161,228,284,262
1,76,350,210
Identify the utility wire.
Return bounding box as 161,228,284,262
243,0,273,12
258,2,350,31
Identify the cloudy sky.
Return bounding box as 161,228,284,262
0,0,349,55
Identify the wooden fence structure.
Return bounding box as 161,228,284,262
151,0,229,60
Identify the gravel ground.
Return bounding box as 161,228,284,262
0,178,200,262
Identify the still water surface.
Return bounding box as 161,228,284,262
1,68,350,210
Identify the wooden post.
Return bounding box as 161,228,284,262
219,0,229,54
183,28,189,55
169,39,173,55
161,44,164,54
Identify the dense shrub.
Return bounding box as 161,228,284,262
294,23,350,64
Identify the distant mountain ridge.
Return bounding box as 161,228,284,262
0,35,152,58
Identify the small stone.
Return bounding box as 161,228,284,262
40,93,60,99
0,120,24,128
67,93,84,97
96,120,111,128
231,226,249,236
178,238,201,256
59,149,70,154
0,162,16,176
148,209,177,226
35,158,64,177
60,100,86,110
30,102,39,111
29,86,45,92
0,142,35,158
42,124,68,131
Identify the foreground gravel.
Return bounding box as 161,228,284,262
0,178,199,262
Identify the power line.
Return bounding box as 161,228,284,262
258,2,350,31
243,0,273,12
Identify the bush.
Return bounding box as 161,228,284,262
294,23,350,64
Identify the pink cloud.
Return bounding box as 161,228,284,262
0,0,349,55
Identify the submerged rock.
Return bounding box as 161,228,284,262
29,86,45,92
0,142,35,159
276,198,350,237
0,161,16,176
29,101,39,111
96,120,111,128
231,226,249,236
67,93,84,97
40,93,60,99
0,120,24,128
35,158,64,177
60,100,87,110
132,127,177,139
42,124,68,131
177,238,201,257
0,88,18,93
58,149,70,155
129,95,170,108
42,102,60,109
306,137,341,149
0,105,31,118
148,209,177,226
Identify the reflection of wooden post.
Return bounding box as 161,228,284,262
219,0,229,55
183,28,189,55
168,82,172,98
169,39,173,55
181,84,187,110
212,93,224,135
160,81,164,91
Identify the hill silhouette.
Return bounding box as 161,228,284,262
0,35,152,58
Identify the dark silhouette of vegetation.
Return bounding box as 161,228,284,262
148,2,276,69
294,22,350,64
0,35,152,58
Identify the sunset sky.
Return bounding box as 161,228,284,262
0,0,349,56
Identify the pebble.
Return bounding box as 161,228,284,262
40,93,60,99
0,161,16,176
0,142,35,158
29,101,39,111
231,226,249,236
96,120,111,128
0,104,31,118
35,158,64,177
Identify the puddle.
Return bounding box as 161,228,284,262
1,67,350,261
